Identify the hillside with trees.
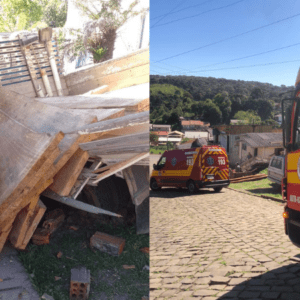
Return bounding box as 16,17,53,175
150,75,294,129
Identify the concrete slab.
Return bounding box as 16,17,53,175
0,243,40,300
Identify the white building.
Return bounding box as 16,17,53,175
63,0,149,74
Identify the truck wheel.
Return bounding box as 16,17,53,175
150,179,161,191
214,187,223,193
187,180,197,194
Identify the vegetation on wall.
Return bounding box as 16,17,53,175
59,0,146,63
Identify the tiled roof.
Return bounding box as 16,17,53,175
214,125,278,135
241,132,283,148
181,120,204,126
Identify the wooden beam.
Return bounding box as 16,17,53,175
49,148,89,196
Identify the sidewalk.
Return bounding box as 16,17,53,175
0,243,40,300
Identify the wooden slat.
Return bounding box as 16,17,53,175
0,41,20,48
66,48,149,95
49,149,89,196
91,152,149,184
79,132,149,152
21,200,47,249
9,199,47,249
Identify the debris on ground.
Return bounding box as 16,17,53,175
0,34,149,252
122,265,135,269
230,173,267,183
90,231,126,256
41,293,55,300
70,267,91,300
139,247,149,254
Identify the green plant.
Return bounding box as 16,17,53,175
59,0,146,63
90,46,107,62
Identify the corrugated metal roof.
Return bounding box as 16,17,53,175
241,132,283,148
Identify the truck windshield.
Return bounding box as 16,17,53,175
293,100,300,150
157,156,166,169
282,99,293,150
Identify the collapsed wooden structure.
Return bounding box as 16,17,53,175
0,30,149,252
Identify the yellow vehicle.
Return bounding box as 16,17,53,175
282,69,300,247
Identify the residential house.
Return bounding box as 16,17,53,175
213,124,282,167
181,120,210,131
274,114,282,125
150,124,171,132
238,133,283,164
152,130,183,146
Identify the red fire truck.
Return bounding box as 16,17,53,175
150,145,230,193
282,69,300,247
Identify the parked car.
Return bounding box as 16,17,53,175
268,155,285,185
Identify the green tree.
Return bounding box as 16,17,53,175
0,0,66,31
213,92,232,124
202,99,222,125
234,110,261,124
150,132,159,145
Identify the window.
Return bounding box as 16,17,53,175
242,143,247,151
157,157,166,169
254,148,258,157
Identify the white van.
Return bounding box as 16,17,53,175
268,155,285,185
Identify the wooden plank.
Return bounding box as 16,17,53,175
0,221,14,253
91,152,149,184
65,111,149,134
8,198,47,249
79,122,149,144
79,132,149,153
0,112,64,207
3,74,68,97
0,150,57,227
49,149,89,196
20,200,47,249
66,48,149,95
36,83,149,112
0,41,20,48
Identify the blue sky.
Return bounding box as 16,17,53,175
150,0,300,87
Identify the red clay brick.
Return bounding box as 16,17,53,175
90,231,125,256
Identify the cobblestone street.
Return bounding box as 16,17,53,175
150,188,300,300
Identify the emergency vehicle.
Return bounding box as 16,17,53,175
150,145,230,193
282,68,300,247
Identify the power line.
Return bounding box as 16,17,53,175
151,0,248,29
152,61,190,71
152,59,300,76
154,12,300,63
190,42,300,71
151,0,216,21
151,0,187,28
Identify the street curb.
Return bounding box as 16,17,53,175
226,187,286,204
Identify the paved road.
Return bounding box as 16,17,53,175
150,188,300,300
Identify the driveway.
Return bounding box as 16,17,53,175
150,188,300,299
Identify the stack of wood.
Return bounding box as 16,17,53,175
0,82,149,252
0,29,149,251
230,173,267,183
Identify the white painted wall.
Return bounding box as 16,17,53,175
184,131,208,139
63,0,149,74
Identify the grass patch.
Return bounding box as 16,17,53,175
18,224,149,300
230,177,281,199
